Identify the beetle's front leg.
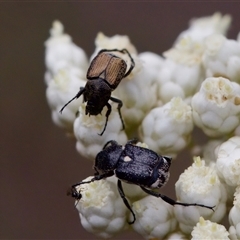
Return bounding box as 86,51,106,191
71,171,115,189
102,140,119,149
110,96,125,131
98,102,111,136
60,87,85,113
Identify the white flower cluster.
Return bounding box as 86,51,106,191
44,12,240,239
45,20,88,133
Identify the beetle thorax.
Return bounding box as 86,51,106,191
84,79,112,116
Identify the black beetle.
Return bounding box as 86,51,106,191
68,140,215,224
60,49,135,135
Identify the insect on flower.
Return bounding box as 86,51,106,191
60,49,135,135
68,140,215,224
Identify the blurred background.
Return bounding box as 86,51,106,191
1,2,240,239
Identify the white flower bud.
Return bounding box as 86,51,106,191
46,67,86,132
202,34,240,83
191,217,230,240
229,226,239,240
131,195,177,240
114,52,162,134
229,186,240,240
191,77,240,137
44,20,88,77
176,12,231,43
93,31,137,55
157,37,204,103
174,157,227,234
73,103,127,160
74,176,128,239
215,136,240,187
140,97,193,157
202,140,223,164
166,232,188,239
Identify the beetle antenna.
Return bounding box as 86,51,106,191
140,186,215,211
59,87,85,113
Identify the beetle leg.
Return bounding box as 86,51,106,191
121,49,135,78
109,97,125,131
140,186,215,211
117,180,136,225
127,139,139,145
98,102,111,136
59,87,85,113
102,140,119,149
71,171,115,189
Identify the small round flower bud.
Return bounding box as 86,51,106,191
166,232,188,239
74,176,129,239
74,103,127,160
114,52,161,134
174,157,227,234
229,186,240,240
202,34,240,83
93,32,137,55
140,97,193,157
200,140,223,165
215,136,240,187
191,217,230,240
44,20,88,77
131,195,177,240
46,67,86,133
157,37,204,103
176,12,231,43
191,77,240,137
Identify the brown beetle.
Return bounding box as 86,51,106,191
60,49,135,135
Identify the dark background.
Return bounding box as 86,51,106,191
1,2,240,239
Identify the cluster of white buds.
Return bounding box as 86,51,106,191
45,20,88,133
44,12,240,239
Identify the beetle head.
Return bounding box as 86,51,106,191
95,142,123,174
85,100,105,116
